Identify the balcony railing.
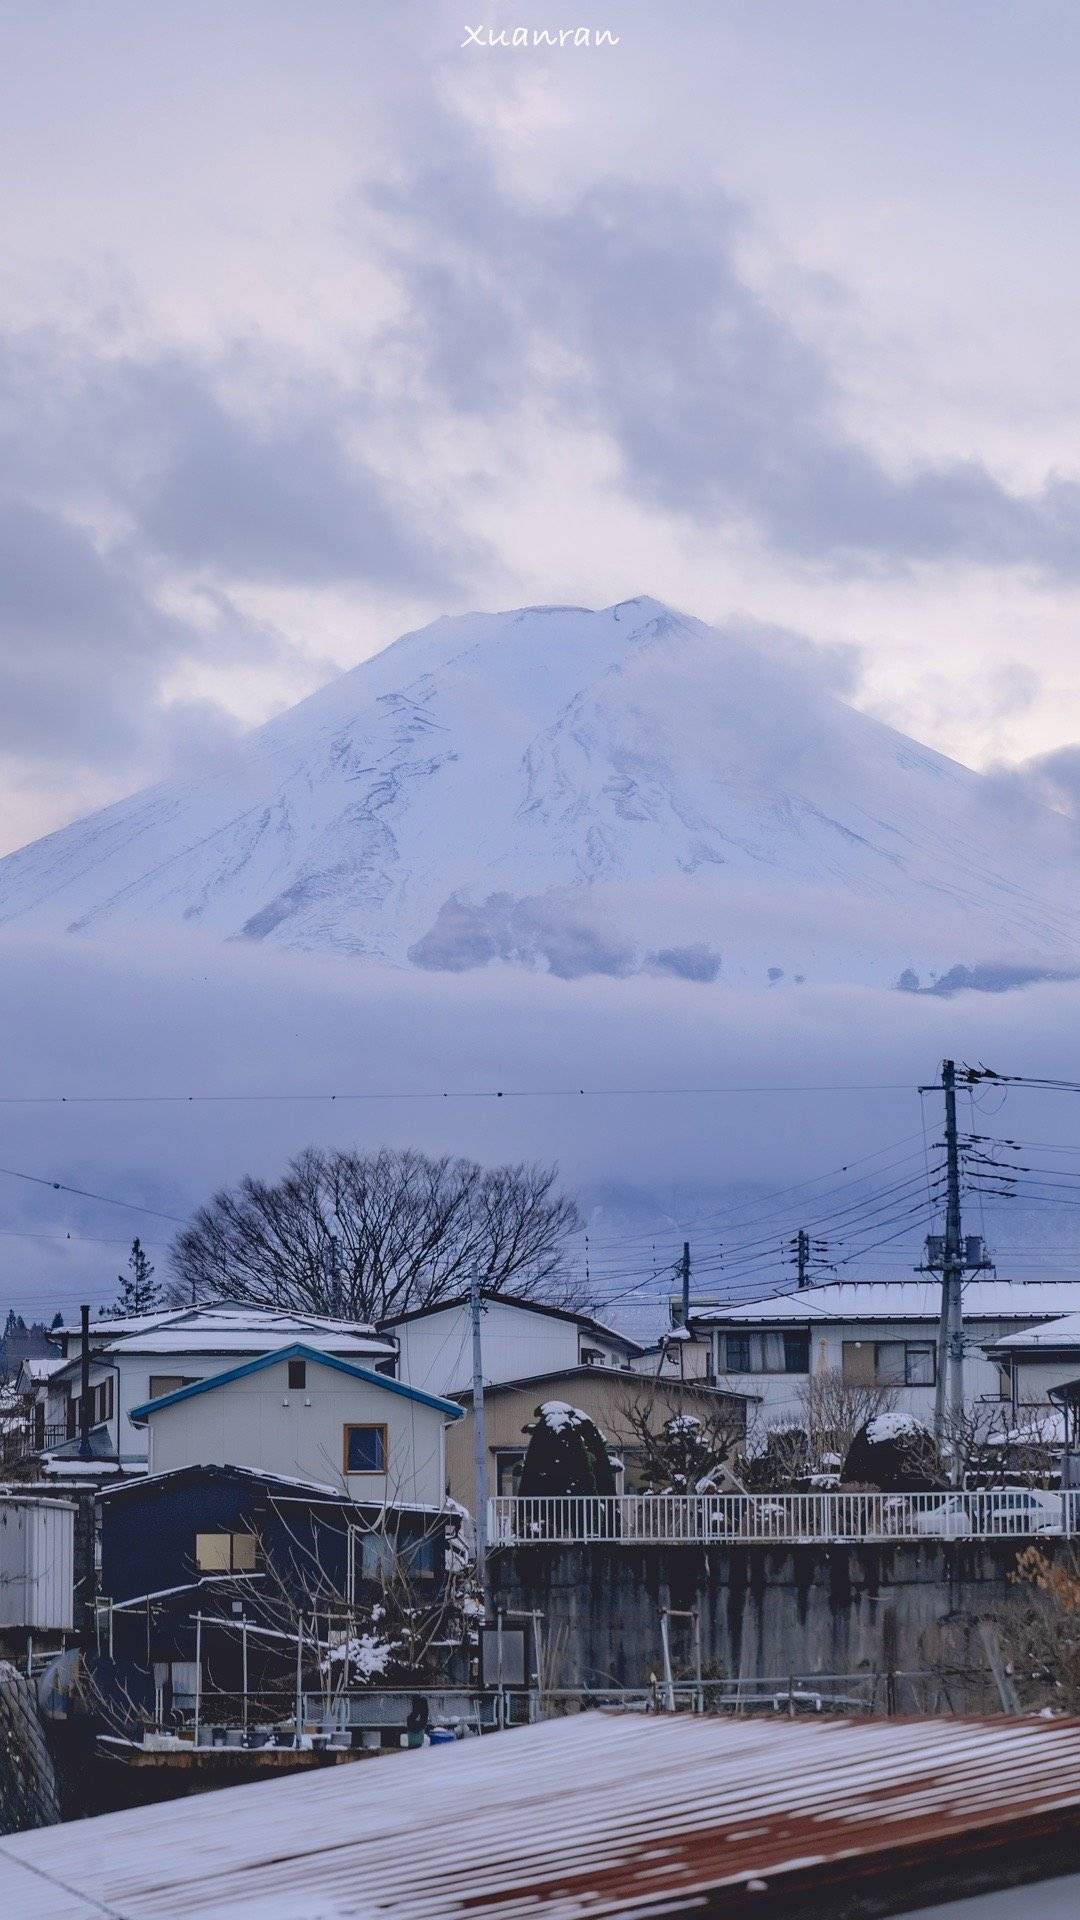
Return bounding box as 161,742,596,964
488,1490,1080,1546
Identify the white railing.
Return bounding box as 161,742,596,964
489,1490,1080,1546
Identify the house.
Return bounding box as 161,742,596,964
382,1291,643,1399
986,1311,1080,1413
13,1355,65,1456
38,1306,398,1476
128,1345,462,1507
96,1463,456,1726
448,1367,755,1499
689,1279,1080,1433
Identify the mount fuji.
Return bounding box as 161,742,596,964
2,597,1078,991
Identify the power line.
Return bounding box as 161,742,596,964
0,1081,915,1108
0,1165,185,1226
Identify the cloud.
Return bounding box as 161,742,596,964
990,741,1080,820
0,495,189,767
4,928,1080,1321
122,358,458,593
0,328,466,833
371,135,1080,576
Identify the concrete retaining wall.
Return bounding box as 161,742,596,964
489,1539,1041,1705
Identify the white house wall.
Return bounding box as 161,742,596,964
395,1303,589,1398
144,1360,450,1506
711,1317,1028,1432
47,1355,214,1466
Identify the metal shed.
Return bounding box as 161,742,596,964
0,1497,74,1632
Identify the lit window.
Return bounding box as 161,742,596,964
195,1532,257,1573
344,1424,387,1473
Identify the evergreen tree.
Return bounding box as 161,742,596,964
113,1238,162,1317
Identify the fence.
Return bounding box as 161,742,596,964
489,1489,1080,1546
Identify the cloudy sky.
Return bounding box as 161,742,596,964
4,0,1080,855
7,1,1080,1319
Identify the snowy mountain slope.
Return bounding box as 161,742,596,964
2,597,1079,988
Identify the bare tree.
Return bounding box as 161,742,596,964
799,1370,900,1476
996,1544,1080,1714
737,1371,900,1491
620,1393,746,1493
169,1145,584,1321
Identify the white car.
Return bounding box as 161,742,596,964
912,1489,1062,1539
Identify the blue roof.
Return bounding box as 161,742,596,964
128,1344,465,1425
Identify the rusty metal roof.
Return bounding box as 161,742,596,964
4,1712,1080,1917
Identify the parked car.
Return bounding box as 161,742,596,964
912,1489,1062,1539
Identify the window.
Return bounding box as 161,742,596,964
580,1346,604,1366
195,1532,257,1573
905,1344,936,1387
842,1342,875,1386
723,1334,751,1373
287,1359,306,1390
843,1340,936,1387
344,1424,387,1474
496,1451,526,1496
149,1374,198,1401
875,1342,907,1386
95,1378,114,1423
783,1332,810,1374
359,1532,394,1581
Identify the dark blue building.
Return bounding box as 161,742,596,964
95,1464,459,1729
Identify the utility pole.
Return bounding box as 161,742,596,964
470,1268,488,1599
680,1241,691,1329
931,1059,964,1469
78,1303,92,1462
796,1229,809,1291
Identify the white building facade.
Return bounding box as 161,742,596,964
989,1312,1080,1411
384,1292,641,1399
129,1346,460,1507
690,1280,1080,1433
41,1306,397,1475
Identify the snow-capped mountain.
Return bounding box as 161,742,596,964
2,597,1078,989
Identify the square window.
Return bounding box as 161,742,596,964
905,1343,936,1387
875,1342,906,1386
195,1532,231,1572
344,1424,387,1474
230,1532,257,1572
842,1341,875,1387
287,1359,306,1390
725,1334,751,1373
783,1333,809,1374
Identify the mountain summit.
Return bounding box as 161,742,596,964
1,598,1078,989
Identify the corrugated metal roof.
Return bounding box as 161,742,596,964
693,1278,1080,1324
4,1712,1080,1917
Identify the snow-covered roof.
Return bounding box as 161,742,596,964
54,1304,384,1340
48,1305,394,1380
14,1355,63,1384
6,1711,1080,1916
692,1279,1080,1326
991,1311,1080,1352
128,1344,463,1424
98,1462,342,1502
381,1290,643,1353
